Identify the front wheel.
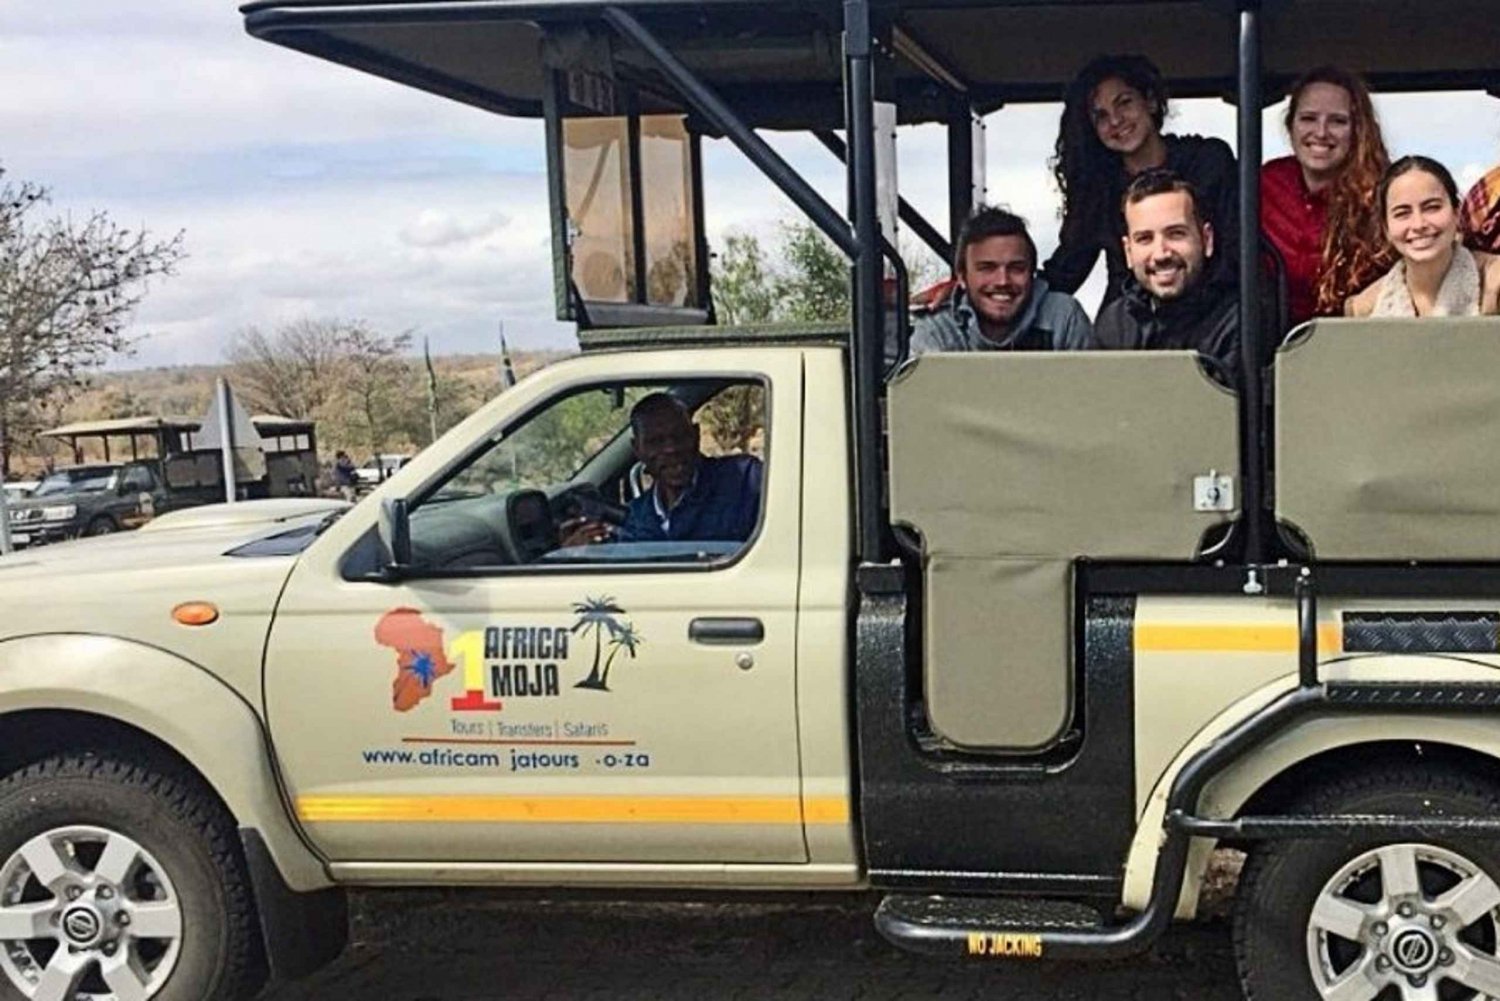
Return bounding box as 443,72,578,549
0,754,263,1001
82,518,117,538
1234,764,1500,1001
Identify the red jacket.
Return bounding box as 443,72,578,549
1260,156,1328,327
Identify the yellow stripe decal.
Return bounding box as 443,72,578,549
298,795,850,825
1135,623,1342,654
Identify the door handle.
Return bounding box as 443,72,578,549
689,617,764,646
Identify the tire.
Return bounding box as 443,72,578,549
1234,763,1500,1001
83,518,117,537
0,753,263,1001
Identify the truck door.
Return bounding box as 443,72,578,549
263,352,808,866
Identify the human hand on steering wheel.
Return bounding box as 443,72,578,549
557,516,615,548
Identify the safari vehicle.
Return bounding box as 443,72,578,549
0,1,1498,999
3,415,321,547
4,462,162,547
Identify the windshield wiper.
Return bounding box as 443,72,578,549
315,509,347,535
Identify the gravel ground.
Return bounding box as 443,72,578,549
263,888,1246,1001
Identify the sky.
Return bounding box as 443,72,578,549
3,2,1498,370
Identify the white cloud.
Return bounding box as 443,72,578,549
399,210,511,249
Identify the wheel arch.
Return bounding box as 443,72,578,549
0,634,329,893
1123,676,1500,918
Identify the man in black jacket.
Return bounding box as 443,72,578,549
1092,170,1238,382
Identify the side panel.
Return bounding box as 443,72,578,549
0,635,329,891
888,352,1238,751
1126,594,1500,916
856,590,1135,896
1277,318,1500,559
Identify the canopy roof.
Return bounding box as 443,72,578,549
41,415,313,439
244,0,1500,128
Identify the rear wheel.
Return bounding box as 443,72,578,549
0,754,262,1001
1234,764,1500,1001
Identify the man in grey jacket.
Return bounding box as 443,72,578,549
910,206,1092,355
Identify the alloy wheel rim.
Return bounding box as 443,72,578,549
0,825,184,1001
1306,842,1500,1001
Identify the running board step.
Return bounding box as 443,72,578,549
875,894,1101,959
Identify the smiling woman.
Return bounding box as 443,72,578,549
1345,154,1500,317
1043,54,1239,309
1260,66,1393,327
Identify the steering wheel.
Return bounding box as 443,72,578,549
552,483,628,527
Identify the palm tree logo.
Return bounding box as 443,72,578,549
599,621,644,691
572,596,625,690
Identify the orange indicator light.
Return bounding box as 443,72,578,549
172,602,220,627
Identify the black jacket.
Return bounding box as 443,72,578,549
1042,134,1239,308
1091,269,1240,383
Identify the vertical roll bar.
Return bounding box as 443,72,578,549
1237,1,1265,562
946,100,985,250
845,0,888,564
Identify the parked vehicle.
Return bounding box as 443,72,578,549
4,415,321,547
4,462,167,546
0,481,37,505
0,1,1497,1000
353,453,413,490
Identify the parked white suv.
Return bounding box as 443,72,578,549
353,453,411,489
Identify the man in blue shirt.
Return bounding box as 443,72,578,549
559,393,762,548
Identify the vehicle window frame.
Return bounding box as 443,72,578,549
378,372,773,580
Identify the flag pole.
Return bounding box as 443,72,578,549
423,336,439,444
499,320,517,390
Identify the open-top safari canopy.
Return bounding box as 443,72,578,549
244,0,1499,128
243,0,1500,568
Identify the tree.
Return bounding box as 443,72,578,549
226,320,346,419
773,221,849,321
571,597,625,691
600,621,643,690
337,323,415,456
711,233,776,324
0,166,185,475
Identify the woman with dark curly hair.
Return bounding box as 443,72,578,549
1261,66,1393,326
1043,54,1238,307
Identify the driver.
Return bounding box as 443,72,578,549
559,393,763,547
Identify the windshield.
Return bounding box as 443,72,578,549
33,469,116,497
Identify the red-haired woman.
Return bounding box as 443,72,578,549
1261,66,1393,327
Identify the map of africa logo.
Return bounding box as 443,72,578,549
374,607,457,712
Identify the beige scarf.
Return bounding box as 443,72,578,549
1371,246,1483,317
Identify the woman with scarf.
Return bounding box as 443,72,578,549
1346,156,1500,317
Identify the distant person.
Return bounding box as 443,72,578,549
1460,161,1500,254
1092,170,1239,375
332,450,357,502
910,207,1091,354
1346,156,1500,317
1261,66,1393,327
1044,54,1238,308
559,394,762,548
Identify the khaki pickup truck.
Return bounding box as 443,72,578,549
6,1,1500,1000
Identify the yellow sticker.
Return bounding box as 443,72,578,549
965,932,1044,959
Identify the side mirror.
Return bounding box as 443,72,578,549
377,497,413,575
